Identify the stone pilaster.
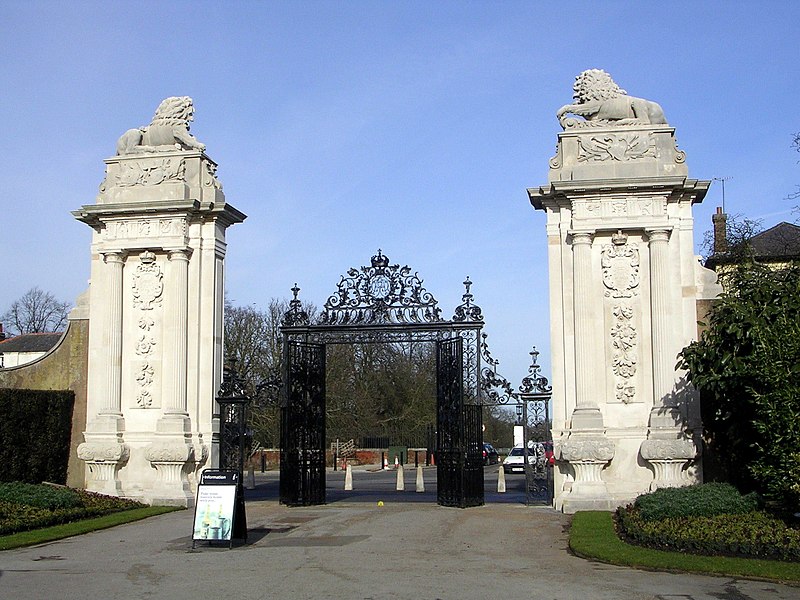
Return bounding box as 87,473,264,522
78,251,128,494
570,231,604,430
641,229,695,488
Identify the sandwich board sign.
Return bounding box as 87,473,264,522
192,469,243,548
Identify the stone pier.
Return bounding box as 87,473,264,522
74,97,245,506
530,70,721,512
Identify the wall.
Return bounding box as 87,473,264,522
0,300,89,488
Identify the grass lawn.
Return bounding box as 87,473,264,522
570,511,800,584
0,505,182,551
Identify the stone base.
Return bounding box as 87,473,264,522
561,495,617,514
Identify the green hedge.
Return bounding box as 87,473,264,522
0,389,74,484
0,483,146,535
618,484,800,562
634,482,760,521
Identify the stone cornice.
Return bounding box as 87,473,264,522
530,177,710,210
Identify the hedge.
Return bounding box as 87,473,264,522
0,388,74,484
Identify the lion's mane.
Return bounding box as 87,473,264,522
572,69,626,103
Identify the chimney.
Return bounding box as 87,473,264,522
712,207,728,254
0,323,5,341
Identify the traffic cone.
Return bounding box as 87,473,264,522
394,455,399,469
383,456,389,470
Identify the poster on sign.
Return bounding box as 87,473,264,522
192,470,238,545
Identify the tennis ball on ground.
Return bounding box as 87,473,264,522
377,500,384,507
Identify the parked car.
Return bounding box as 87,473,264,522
502,446,533,473
482,443,499,465
502,442,554,473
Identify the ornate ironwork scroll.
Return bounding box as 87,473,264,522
217,362,250,474
280,341,326,507
320,250,442,325
482,345,554,505
278,251,489,508
436,338,484,508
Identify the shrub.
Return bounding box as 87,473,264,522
0,482,82,510
618,508,800,562
678,263,800,509
0,388,74,484
0,483,146,535
634,482,760,521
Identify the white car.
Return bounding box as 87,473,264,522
502,443,553,473
502,447,535,473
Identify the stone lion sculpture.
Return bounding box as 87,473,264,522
556,69,667,129
116,96,206,155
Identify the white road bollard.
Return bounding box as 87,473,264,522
344,463,353,491
396,464,405,491
497,466,506,493
245,466,256,490
416,465,424,493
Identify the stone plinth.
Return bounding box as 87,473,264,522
74,99,245,506
530,72,717,511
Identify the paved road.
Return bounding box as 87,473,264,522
1,470,797,600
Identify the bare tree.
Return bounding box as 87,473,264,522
223,297,317,448
788,132,800,202
699,212,763,262
2,287,71,336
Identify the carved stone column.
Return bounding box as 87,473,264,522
164,248,191,418
570,232,604,430
147,248,194,505
641,228,694,488
559,231,615,510
102,251,125,416
78,250,129,494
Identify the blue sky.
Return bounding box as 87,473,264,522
2,1,798,386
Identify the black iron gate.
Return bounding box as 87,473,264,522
436,337,484,508
280,341,326,506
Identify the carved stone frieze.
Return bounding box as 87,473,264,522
77,442,130,463
572,197,667,221
105,218,186,241
559,438,615,463
117,157,186,187
144,442,194,463
132,251,163,310
640,438,695,461
577,133,657,163
610,304,637,403
601,232,640,298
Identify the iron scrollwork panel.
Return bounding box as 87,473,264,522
462,404,485,507
523,396,553,505
280,341,326,506
437,338,484,508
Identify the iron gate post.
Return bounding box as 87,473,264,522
216,362,250,540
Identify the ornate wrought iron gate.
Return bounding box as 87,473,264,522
278,251,501,508
280,341,326,506
437,337,484,508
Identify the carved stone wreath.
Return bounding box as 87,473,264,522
319,250,443,325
